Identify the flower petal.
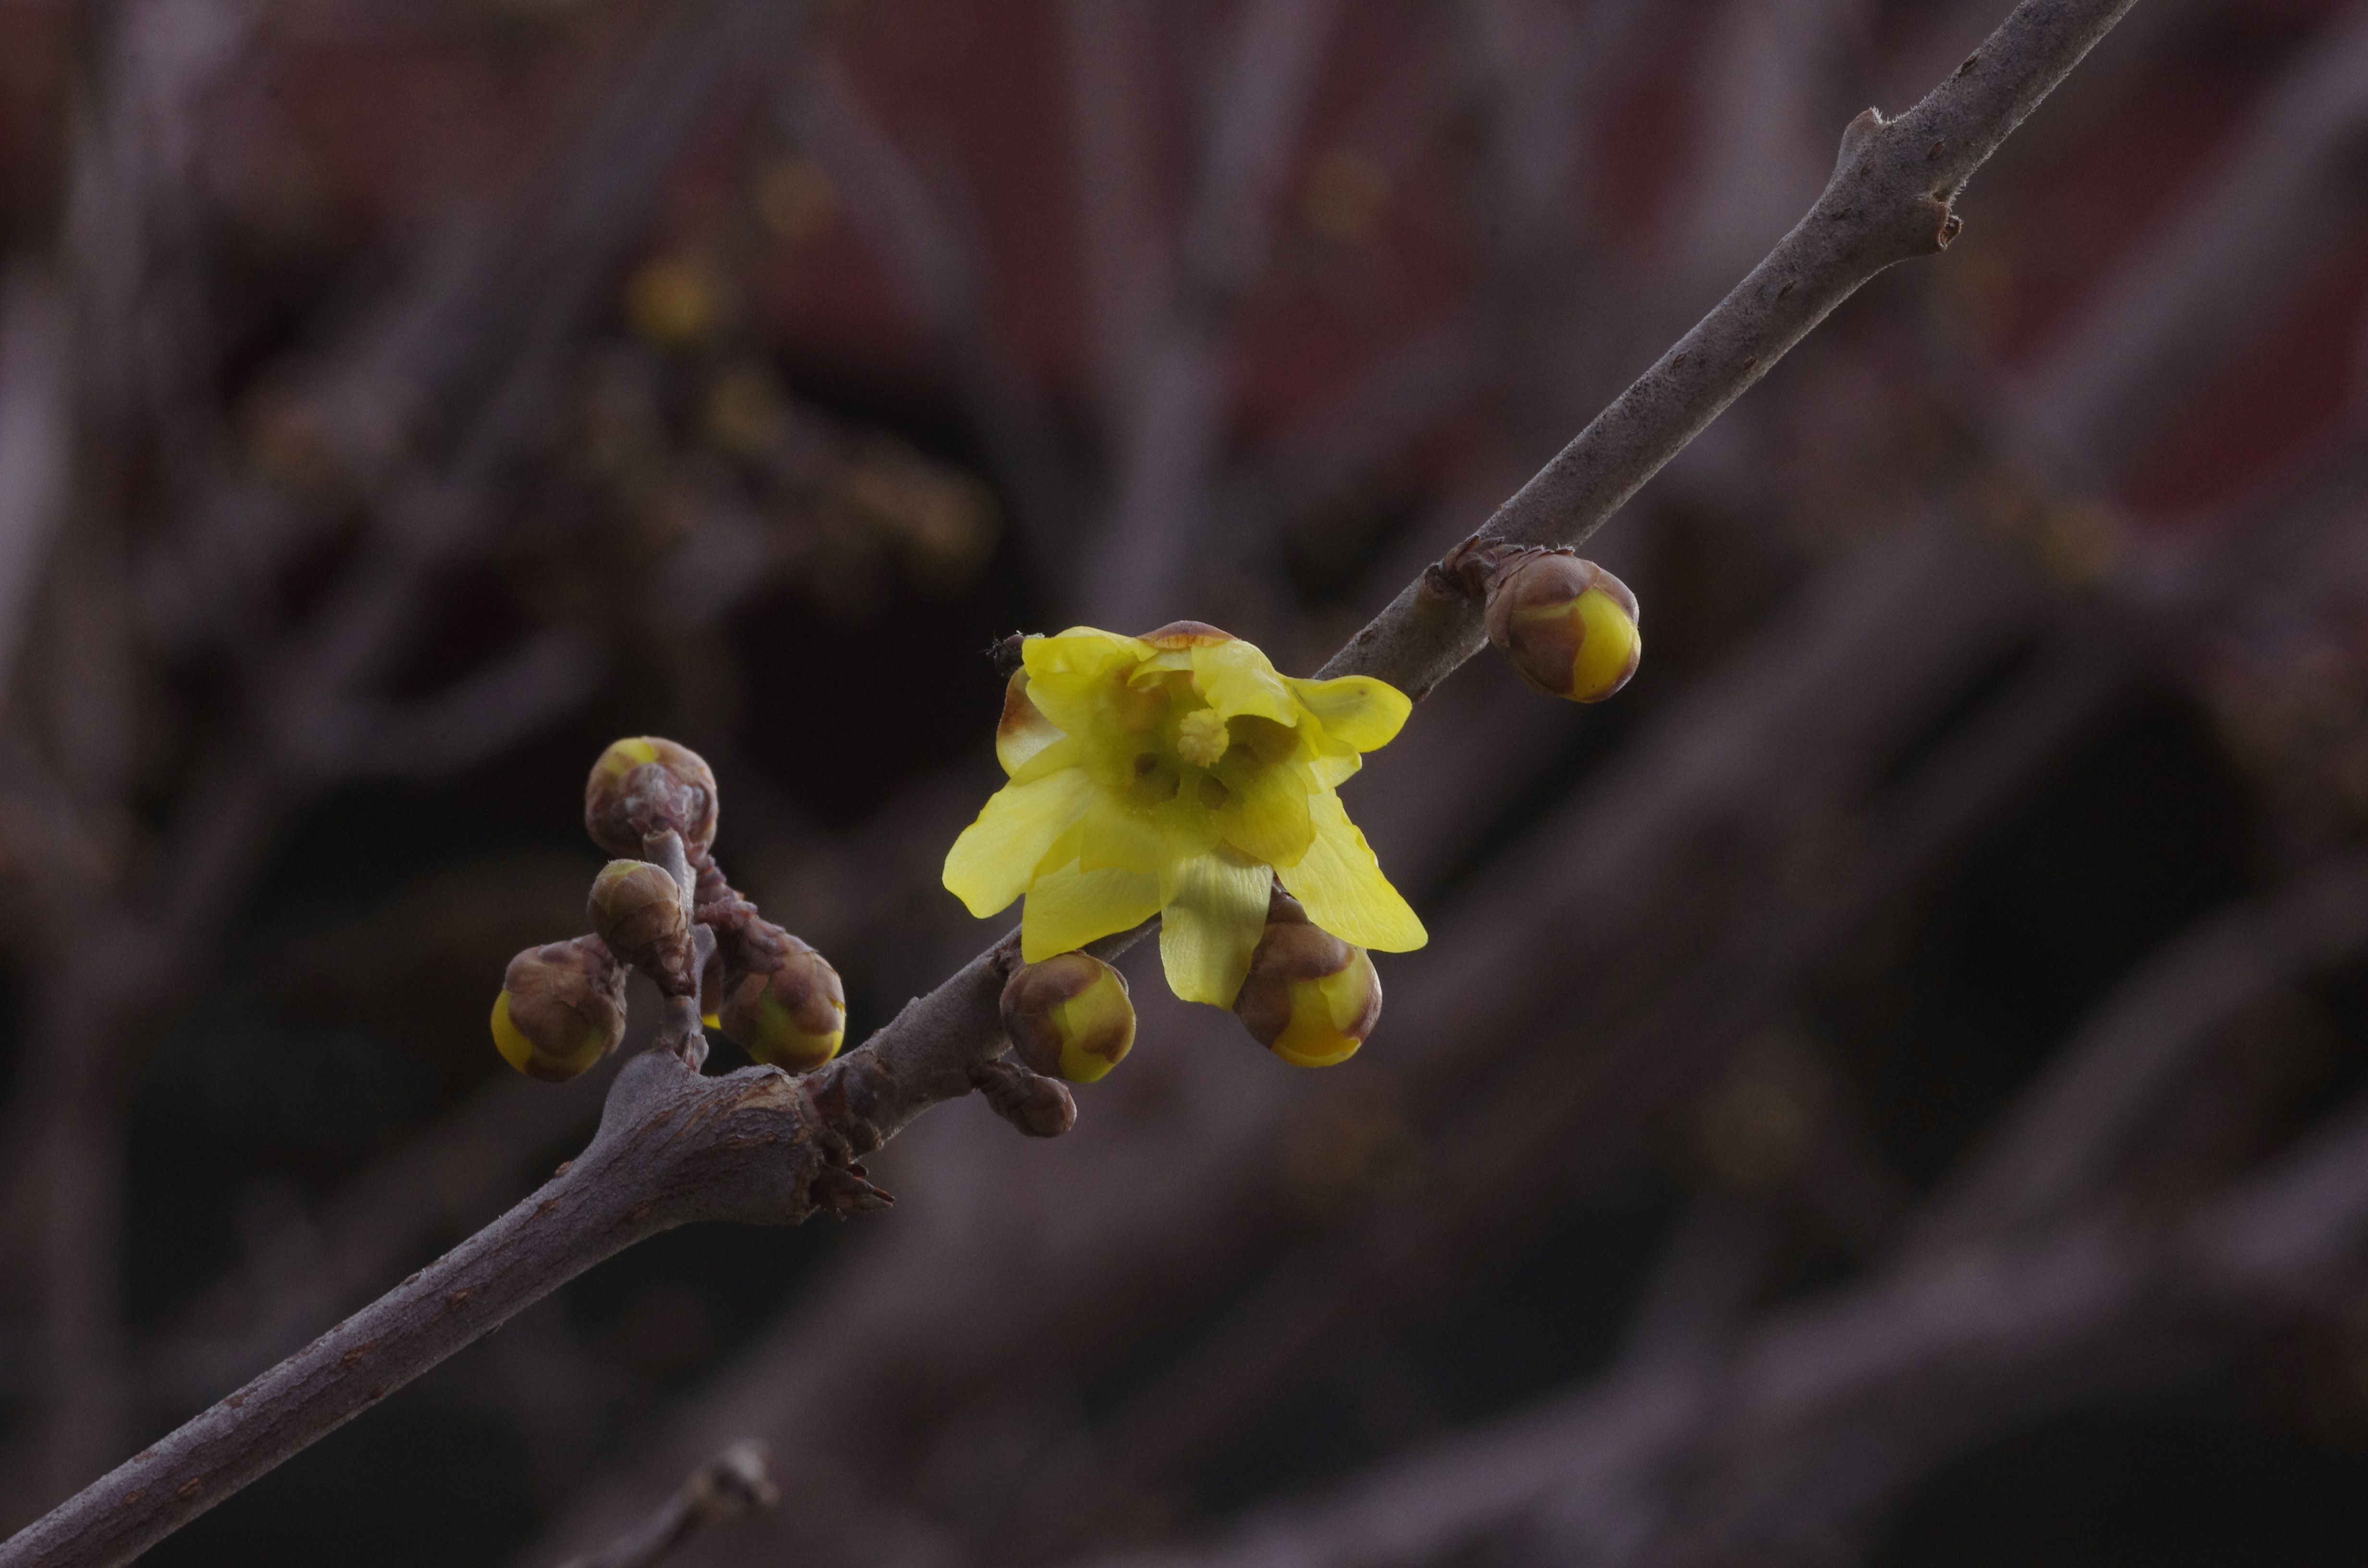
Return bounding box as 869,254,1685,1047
1212,757,1316,865
1022,860,1162,961
1192,640,1295,724
1009,734,1086,786
1306,739,1363,788
943,767,1097,918
1278,789,1427,951
1152,787,1225,861
1063,793,1169,877
996,671,1064,777
1287,674,1411,752
1023,629,1149,733
1159,851,1273,1005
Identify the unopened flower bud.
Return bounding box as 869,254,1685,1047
1000,952,1135,1083
492,936,627,1081
1234,897,1381,1067
967,1058,1078,1138
1483,551,1640,702
716,931,846,1072
590,858,694,993
584,736,720,859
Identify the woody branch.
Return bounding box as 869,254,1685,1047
0,1,2139,1564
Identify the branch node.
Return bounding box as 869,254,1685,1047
1433,531,1536,599
1838,106,1887,160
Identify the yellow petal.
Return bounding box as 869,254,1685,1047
1307,740,1363,788
1152,786,1225,861
1023,628,1144,689
1009,733,1086,786
1192,640,1295,724
1022,860,1162,960
1212,756,1316,865
1131,645,1198,679
944,767,1098,918
996,671,1064,777
1021,629,1148,736
1278,790,1427,951
1286,674,1411,751
1060,793,1170,878
1159,851,1273,1005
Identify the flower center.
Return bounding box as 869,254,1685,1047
1173,707,1231,768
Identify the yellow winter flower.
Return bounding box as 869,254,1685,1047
944,622,1427,1006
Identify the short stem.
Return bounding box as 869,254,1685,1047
642,829,709,1069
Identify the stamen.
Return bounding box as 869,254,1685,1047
1175,707,1231,768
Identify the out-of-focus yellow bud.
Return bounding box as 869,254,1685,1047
584,736,720,859
999,952,1136,1084
492,935,627,1081
589,859,694,993
715,930,846,1072
626,256,722,347
1234,894,1381,1067
1483,550,1641,703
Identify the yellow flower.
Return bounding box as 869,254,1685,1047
944,622,1427,1005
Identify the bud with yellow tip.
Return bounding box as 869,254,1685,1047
999,952,1136,1083
1234,893,1381,1067
584,736,719,859
589,858,695,994
715,927,846,1072
492,936,627,1081
1483,550,1640,703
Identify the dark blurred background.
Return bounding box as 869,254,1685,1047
3,0,2368,1564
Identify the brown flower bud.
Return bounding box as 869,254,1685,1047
1235,896,1381,1067
1000,952,1136,1083
967,1058,1078,1138
584,736,720,859
1483,551,1641,702
492,936,627,1082
715,928,846,1072
589,858,694,994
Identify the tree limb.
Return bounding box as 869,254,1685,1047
0,1,2141,1562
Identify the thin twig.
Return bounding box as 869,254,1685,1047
554,1442,777,1568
